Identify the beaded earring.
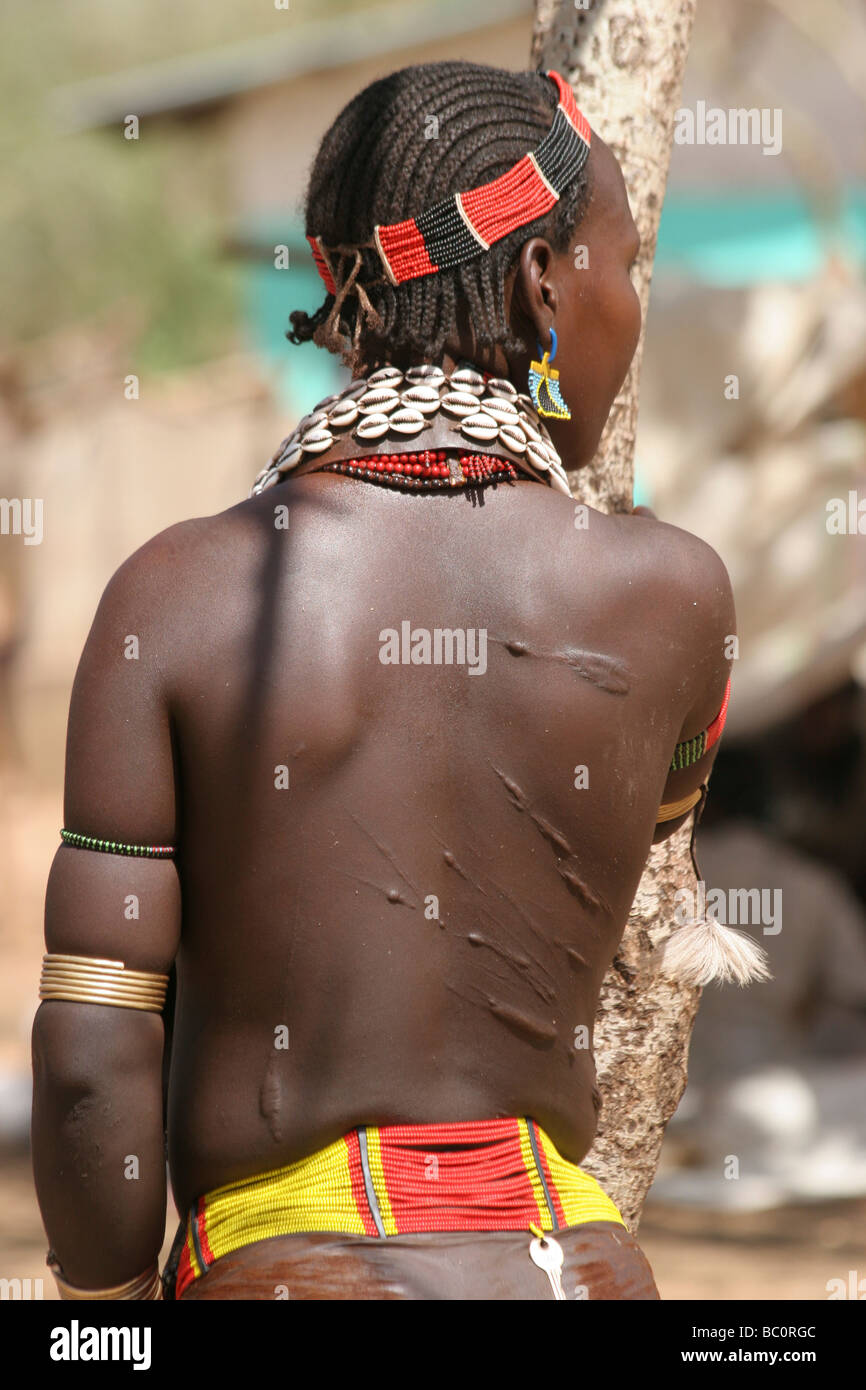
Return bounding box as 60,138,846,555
528,328,571,420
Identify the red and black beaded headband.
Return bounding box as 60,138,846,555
307,70,591,293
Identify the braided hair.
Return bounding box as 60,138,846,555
288,61,593,369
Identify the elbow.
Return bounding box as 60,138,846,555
31,1001,163,1096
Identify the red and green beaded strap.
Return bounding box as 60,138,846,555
60,829,176,859
669,676,731,772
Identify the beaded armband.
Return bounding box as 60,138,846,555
669,676,731,773
60,828,175,858
39,954,169,1013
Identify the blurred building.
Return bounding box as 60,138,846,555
6,0,862,786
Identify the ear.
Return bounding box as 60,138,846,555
508,237,559,348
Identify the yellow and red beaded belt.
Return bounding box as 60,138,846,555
175,1116,624,1298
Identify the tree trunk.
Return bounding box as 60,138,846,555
531,0,700,1229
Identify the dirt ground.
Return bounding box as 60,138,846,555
640,1197,866,1301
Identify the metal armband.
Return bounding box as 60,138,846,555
39,954,169,1013
47,1253,163,1300
656,786,704,823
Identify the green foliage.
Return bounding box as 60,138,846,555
0,119,241,369
0,1,299,369
0,0,401,369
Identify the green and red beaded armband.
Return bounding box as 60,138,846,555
60,829,176,859
669,676,731,773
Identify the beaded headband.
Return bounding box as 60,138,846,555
308,70,590,293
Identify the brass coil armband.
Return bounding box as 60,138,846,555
656,786,704,823
47,1253,163,1300
39,954,169,1013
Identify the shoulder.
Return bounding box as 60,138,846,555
95,517,206,605
607,512,731,586
603,512,735,636
78,503,265,695
94,502,261,617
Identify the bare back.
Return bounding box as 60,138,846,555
149,473,729,1210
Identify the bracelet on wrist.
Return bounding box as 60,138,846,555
47,1253,163,1300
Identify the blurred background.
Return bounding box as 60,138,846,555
1,0,865,1299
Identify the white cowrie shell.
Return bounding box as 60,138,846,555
441,390,481,418
526,442,551,471
405,364,446,387
389,407,426,435
401,384,440,414
277,441,304,469
327,399,359,427
460,411,499,443
498,423,527,454
451,366,485,394
354,412,391,440
358,387,401,414
481,396,519,421
300,428,335,454
366,366,404,388
485,377,518,399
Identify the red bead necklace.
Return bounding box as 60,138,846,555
317,448,520,490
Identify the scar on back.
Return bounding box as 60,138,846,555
496,637,630,695
490,763,609,916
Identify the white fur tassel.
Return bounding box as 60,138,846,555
659,918,772,988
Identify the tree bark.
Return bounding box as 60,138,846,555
531,0,700,1229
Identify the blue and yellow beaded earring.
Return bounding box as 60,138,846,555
528,328,571,420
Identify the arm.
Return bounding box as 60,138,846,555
650,529,736,844
31,530,183,1296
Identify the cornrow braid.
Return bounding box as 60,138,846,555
287,61,593,369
